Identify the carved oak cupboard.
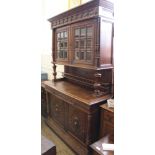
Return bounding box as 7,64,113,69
43,0,114,154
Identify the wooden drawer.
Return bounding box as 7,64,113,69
68,104,87,143
49,94,66,128
104,110,114,125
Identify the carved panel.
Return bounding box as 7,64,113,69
49,94,66,128
50,7,98,28
68,104,87,143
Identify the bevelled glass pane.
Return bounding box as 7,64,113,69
87,40,92,48
60,42,63,48
75,51,80,60
59,50,63,58
61,32,64,38
87,27,93,37
57,33,60,38
80,51,84,60
81,28,86,36
75,40,79,48
75,29,80,37
64,31,68,38
64,51,67,58
86,52,91,60
64,41,67,48
80,40,86,48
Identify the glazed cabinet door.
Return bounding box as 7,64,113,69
54,26,69,63
49,94,66,128
68,104,87,143
71,19,97,66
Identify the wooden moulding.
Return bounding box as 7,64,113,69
48,0,113,29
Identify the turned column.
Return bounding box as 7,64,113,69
53,62,57,81
93,72,103,97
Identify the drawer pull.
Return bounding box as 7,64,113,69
73,117,79,129
74,121,78,126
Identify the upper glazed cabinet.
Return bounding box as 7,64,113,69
49,0,114,70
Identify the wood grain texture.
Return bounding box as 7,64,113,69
45,0,114,154
99,103,114,143
42,118,76,155
48,0,113,28
43,79,112,155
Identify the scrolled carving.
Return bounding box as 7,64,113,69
50,7,98,28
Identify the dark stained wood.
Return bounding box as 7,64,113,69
44,80,112,108
43,80,112,155
90,135,114,155
49,94,66,129
45,0,114,154
64,66,112,95
41,82,47,117
49,0,114,70
45,117,89,155
68,104,87,143
52,63,57,81
99,103,114,143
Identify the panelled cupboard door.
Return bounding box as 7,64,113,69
68,104,87,143
54,26,70,63
71,19,97,65
49,94,66,128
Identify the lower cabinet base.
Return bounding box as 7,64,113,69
45,118,91,155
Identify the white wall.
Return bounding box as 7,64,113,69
41,0,68,79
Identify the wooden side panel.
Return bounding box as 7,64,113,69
100,19,113,66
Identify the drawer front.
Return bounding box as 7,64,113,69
68,105,87,143
104,110,114,125
49,94,65,128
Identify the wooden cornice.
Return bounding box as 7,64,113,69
48,0,113,28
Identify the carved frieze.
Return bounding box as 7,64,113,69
50,7,98,28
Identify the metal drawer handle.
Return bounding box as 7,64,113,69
73,117,79,129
